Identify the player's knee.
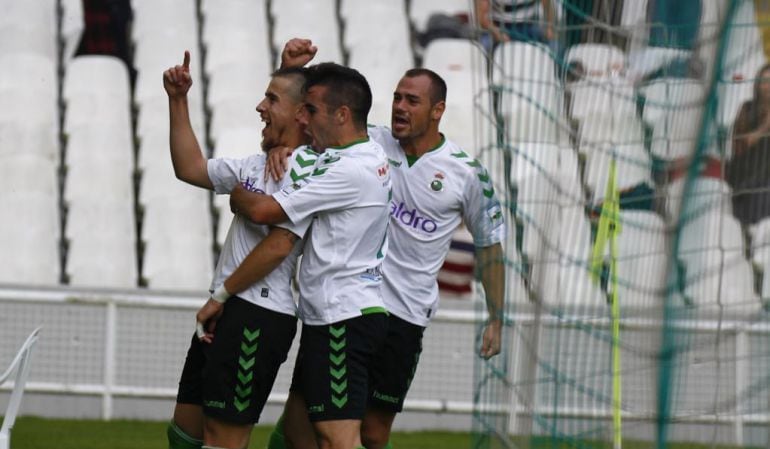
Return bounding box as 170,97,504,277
203,419,250,449
167,421,203,449
360,426,390,449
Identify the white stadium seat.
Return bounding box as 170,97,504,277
565,43,627,78
60,0,84,64
584,143,652,203
64,56,131,104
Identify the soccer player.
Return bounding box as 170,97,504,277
267,40,506,449
163,50,318,449
228,62,392,449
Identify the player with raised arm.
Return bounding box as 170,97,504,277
162,49,319,449
266,40,506,449
228,62,392,449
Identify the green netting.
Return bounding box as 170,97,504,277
472,1,770,447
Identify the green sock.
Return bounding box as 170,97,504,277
266,415,287,449
167,421,202,449
383,442,393,449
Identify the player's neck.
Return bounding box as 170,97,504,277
284,131,310,150
329,128,368,149
401,130,443,157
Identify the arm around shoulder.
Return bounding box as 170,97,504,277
230,184,289,224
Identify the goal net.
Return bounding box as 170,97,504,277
472,1,770,447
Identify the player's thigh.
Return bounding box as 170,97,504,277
282,391,318,449
367,314,426,413
202,297,298,425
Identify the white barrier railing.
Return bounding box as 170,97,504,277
0,285,768,446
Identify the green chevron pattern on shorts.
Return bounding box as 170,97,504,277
329,324,348,409
234,326,260,413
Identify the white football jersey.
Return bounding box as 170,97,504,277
369,126,505,327
207,147,319,315
273,138,392,325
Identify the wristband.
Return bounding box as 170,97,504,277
211,285,231,304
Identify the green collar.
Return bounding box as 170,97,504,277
404,134,445,167
330,136,369,150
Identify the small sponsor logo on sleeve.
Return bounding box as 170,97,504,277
486,204,503,225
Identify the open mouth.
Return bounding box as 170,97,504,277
261,116,271,135
392,116,409,129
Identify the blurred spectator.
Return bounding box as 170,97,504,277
476,0,556,50
728,63,770,225
76,0,134,82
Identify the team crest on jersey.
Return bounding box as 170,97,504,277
281,180,306,195
430,172,445,192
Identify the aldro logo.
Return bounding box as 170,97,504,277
390,201,438,233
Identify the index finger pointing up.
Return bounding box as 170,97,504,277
183,50,191,70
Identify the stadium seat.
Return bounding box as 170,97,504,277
271,0,342,63
641,78,708,161
209,97,263,144
578,112,645,150
678,211,754,315
204,30,273,78
131,0,197,43
536,206,618,312
64,56,131,105
64,205,135,293
565,43,626,78
665,177,733,220
0,191,60,285
568,78,636,121
493,43,564,146
0,53,57,96
409,0,470,32
136,96,205,145
207,62,268,106
583,143,653,203
64,95,133,136
0,120,57,161
493,41,557,84
0,0,57,61
611,211,667,310
141,223,213,291
0,327,41,449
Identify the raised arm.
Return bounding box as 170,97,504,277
230,184,289,224
163,51,213,189
477,242,505,359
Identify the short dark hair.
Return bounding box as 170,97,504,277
270,66,308,103
303,62,372,130
403,68,447,105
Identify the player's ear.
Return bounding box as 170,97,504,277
336,106,350,125
431,100,445,121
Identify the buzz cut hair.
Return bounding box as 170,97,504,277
270,66,308,103
303,62,372,130
403,68,447,106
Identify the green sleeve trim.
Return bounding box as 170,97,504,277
360,306,389,315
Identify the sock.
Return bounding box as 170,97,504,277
266,414,287,449
167,421,203,449
383,442,393,449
